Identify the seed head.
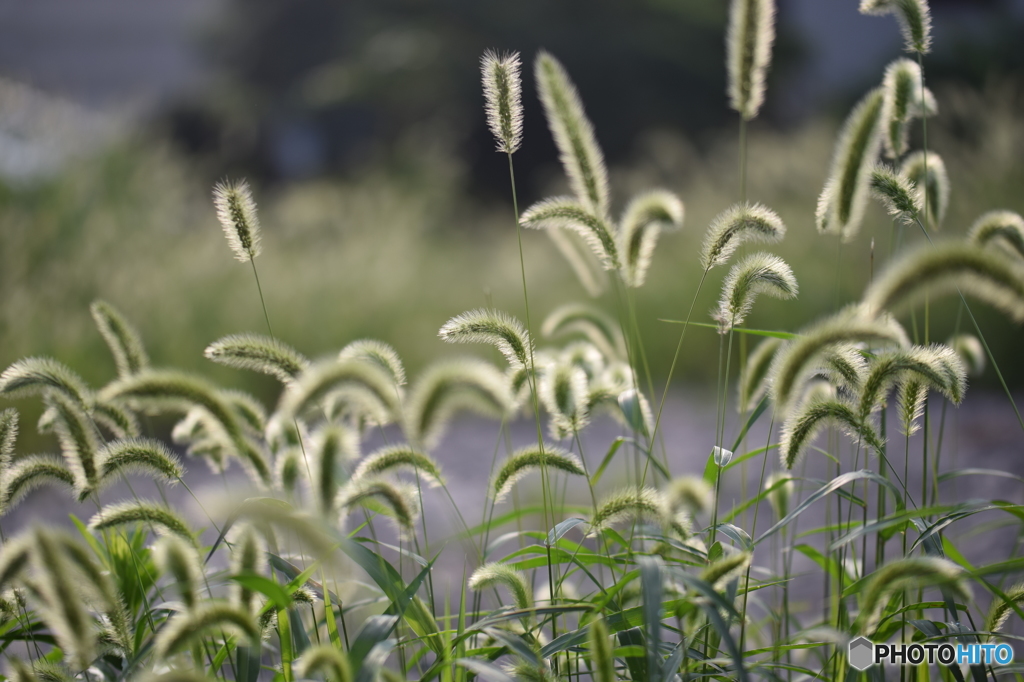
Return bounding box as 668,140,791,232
213,179,262,262
481,50,524,154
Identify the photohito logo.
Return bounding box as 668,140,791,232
848,637,1015,671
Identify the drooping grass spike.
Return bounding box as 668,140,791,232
779,397,884,469
535,51,610,217
205,333,309,383
985,582,1024,635
339,339,407,387
310,425,357,515
154,535,203,610
213,179,262,262
0,456,75,514
701,203,786,271
881,59,935,158
0,408,18,471
967,210,1024,260
229,523,268,615
666,476,714,517
0,357,91,407
713,252,798,333
900,151,948,229
30,528,98,670
297,645,353,682
89,500,196,544
492,444,585,503
155,602,260,658
90,300,149,378
404,359,511,449
948,334,985,376
727,0,777,120
481,50,524,155
520,198,620,270
541,303,626,359
92,398,141,439
439,309,533,369
46,393,101,498
335,478,419,536
701,551,752,590
897,380,927,435
860,0,932,54
618,190,685,287
869,164,922,225
468,563,532,610
589,487,669,534
96,438,184,486
816,88,886,239
857,345,966,421
862,242,1024,322
817,344,870,392
737,337,783,413
352,445,444,488
854,557,966,636
275,359,400,428
539,362,591,438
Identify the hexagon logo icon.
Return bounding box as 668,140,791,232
848,636,875,671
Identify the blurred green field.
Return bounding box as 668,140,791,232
2,80,1023,420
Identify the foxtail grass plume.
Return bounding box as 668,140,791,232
352,445,444,488
869,164,922,225
439,309,533,369
404,359,511,448
948,334,985,376
727,0,777,120
862,242,1024,321
713,253,798,333
779,398,884,469
89,500,195,544
297,645,353,682
520,198,620,270
90,300,149,378
205,333,309,384
310,425,356,515
589,487,668,535
274,446,305,494
92,399,141,439
900,151,948,229
881,59,936,158
588,618,615,682
222,389,267,434
481,50,524,154
535,51,609,216
275,359,400,427
737,337,783,413
769,306,909,414
492,444,585,503
817,344,870,392
339,339,407,387
618,190,685,287
897,380,927,435
816,88,886,239
700,551,752,590
666,476,714,517
854,557,965,635
765,472,795,519
0,456,74,514
96,438,184,486
31,528,98,669
860,0,932,54
701,203,786,271
469,563,532,610
46,393,101,498
985,582,1024,635
540,362,590,438
153,535,203,610
968,210,1024,260
541,303,625,359
0,357,91,407
229,523,268,615
335,478,419,535
155,602,259,658
213,179,262,262
857,345,966,420
0,408,18,471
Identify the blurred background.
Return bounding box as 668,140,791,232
2,0,1024,419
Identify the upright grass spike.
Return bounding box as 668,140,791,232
481,50,524,155
769,306,909,414
468,563,532,611
541,303,626,360
492,444,584,503
860,0,932,54
213,179,262,262
589,487,668,535
737,336,782,413
967,210,1024,260
404,359,511,448
46,393,101,497
90,300,149,378
618,190,685,288
520,198,620,270
727,0,777,120
857,345,966,420
984,582,1024,635
862,242,1024,321
700,203,786,271
155,601,260,658
854,557,965,635
539,362,590,438
339,339,407,387
296,644,353,682
546,227,608,296
336,478,419,536
900,151,948,230
204,333,309,384
96,438,184,486
352,445,444,488
816,88,887,240
276,358,399,427
89,500,195,545
310,425,356,515
701,551,752,590
0,408,19,471
713,252,798,333
31,528,98,670
897,380,927,435
587,618,615,682
666,476,714,517
0,357,91,407
0,456,75,514
229,523,268,615
153,535,203,610
535,51,609,217
780,397,884,469
948,334,985,376
101,370,271,486
869,164,922,225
